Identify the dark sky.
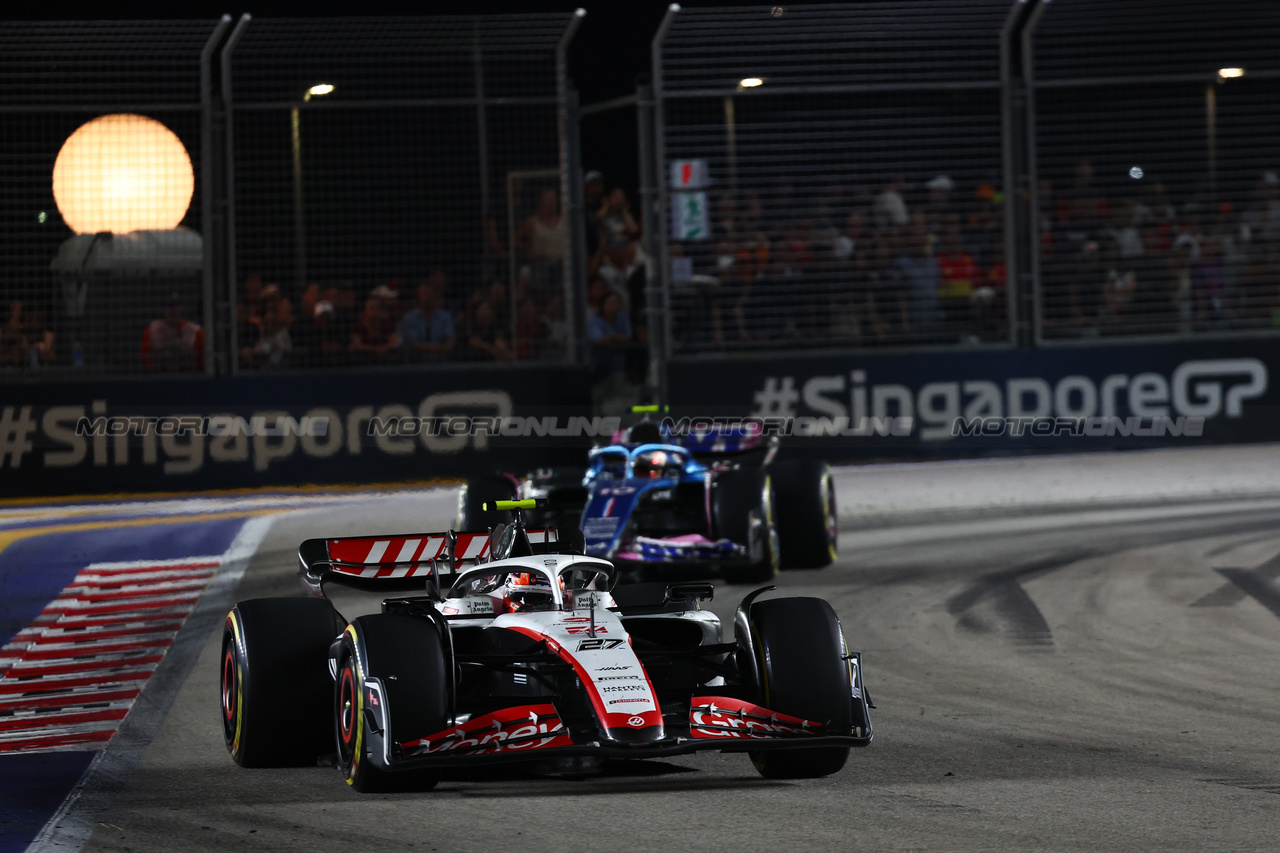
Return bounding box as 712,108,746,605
23,0,691,201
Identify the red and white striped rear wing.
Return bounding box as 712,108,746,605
297,529,562,595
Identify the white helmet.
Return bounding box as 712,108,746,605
503,572,554,612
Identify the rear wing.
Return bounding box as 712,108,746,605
297,529,564,596
676,432,779,466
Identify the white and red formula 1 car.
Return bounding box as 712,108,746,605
219,500,872,791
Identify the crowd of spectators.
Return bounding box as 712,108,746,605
228,171,649,392
27,161,1277,377
669,173,1008,350
233,268,570,372
669,162,1280,351
0,300,56,368
141,293,204,372
226,176,577,372
585,171,648,395
1037,161,1280,338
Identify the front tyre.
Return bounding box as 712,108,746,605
221,598,341,767
336,614,449,792
713,468,779,585
770,459,837,569
745,597,853,779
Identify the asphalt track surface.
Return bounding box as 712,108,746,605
57,494,1280,852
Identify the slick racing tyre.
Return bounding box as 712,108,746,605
221,598,342,767
336,614,448,793
712,467,779,585
456,474,519,531
770,459,837,569
745,597,853,779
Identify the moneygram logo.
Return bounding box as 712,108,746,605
750,358,1267,441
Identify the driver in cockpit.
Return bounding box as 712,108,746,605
498,572,555,613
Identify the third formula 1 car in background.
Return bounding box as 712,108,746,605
457,418,837,583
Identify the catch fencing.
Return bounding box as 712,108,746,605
6,6,1280,384
0,13,582,381
222,14,583,372
0,19,228,377
651,1,1015,358
650,0,1280,365
1026,0,1280,343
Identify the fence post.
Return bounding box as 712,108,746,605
472,24,504,351
1021,0,1048,347
1000,1,1021,348
650,4,680,405
557,9,586,367
220,14,251,376
564,85,589,368
636,81,664,402
200,16,232,376
1000,0,1038,349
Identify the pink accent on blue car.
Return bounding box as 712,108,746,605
615,533,743,562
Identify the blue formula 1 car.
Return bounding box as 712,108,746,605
458,421,837,584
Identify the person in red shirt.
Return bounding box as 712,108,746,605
935,223,979,335
141,294,204,372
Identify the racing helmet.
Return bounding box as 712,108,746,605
503,572,554,612
634,449,679,479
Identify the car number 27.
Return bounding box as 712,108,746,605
577,638,626,651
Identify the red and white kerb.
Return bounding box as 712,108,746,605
0,558,219,754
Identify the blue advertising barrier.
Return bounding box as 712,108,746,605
0,364,599,497
666,339,1280,460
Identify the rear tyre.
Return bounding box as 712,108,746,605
221,598,341,767
712,467,779,585
456,474,519,531
745,597,853,779
337,614,448,793
770,459,837,569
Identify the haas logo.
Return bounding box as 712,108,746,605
627,716,646,727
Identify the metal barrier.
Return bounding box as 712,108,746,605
1026,0,1280,343
650,1,1016,357
650,0,1280,364
5,8,1280,383
222,14,582,372
0,19,228,377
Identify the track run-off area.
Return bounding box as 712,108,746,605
4,444,1280,853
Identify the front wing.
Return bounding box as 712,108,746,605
374,694,872,771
